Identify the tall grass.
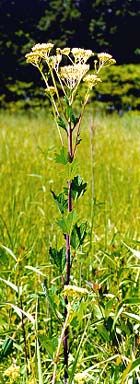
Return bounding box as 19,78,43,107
0,109,140,383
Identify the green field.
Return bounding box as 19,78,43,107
0,109,140,383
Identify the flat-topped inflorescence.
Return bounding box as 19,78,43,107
60,64,89,89
25,43,116,95
98,52,116,66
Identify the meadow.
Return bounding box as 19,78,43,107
0,109,140,383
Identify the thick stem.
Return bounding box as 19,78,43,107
63,123,73,383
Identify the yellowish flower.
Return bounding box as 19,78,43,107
72,48,93,64
75,371,89,383
98,52,116,66
28,378,36,384
57,47,71,56
32,42,54,57
83,74,102,88
63,284,88,298
60,64,89,89
48,54,62,71
45,86,56,95
4,364,20,381
25,52,40,66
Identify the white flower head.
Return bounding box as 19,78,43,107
57,47,71,56
60,64,89,89
32,43,54,58
83,74,102,88
72,48,93,64
98,52,116,66
48,54,62,72
25,52,40,66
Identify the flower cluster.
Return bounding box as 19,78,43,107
98,52,116,67
83,74,102,89
25,43,116,95
4,363,20,381
74,371,89,383
60,64,89,90
71,48,93,64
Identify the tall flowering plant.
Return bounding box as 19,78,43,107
25,44,115,383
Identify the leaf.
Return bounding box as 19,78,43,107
122,241,140,259
123,297,140,305
123,311,140,322
67,105,78,126
39,335,58,358
57,117,67,132
97,323,110,342
0,277,19,293
121,357,140,383
36,337,43,384
57,211,77,234
71,222,87,249
71,176,87,200
49,247,66,273
25,265,45,276
51,190,68,214
112,303,124,330
0,337,13,360
42,279,63,320
0,244,17,262
55,146,68,165
7,303,35,324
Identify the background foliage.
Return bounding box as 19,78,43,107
0,0,140,110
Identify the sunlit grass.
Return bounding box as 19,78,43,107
0,109,140,383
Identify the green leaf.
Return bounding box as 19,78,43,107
42,279,63,320
122,241,140,259
121,357,140,383
36,338,43,384
71,222,87,249
97,323,110,342
0,244,17,262
57,211,77,234
39,335,58,358
123,311,140,322
55,146,68,165
67,105,78,126
0,277,19,293
7,303,35,324
57,117,67,132
0,337,13,360
51,190,68,214
71,176,87,200
49,247,66,273
123,297,140,305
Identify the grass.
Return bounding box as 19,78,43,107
0,108,140,383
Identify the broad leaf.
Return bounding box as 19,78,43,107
51,190,67,214
0,337,13,360
55,146,68,165
57,116,67,132
66,103,78,126
57,211,77,234
71,176,87,200
71,222,87,249
49,247,66,273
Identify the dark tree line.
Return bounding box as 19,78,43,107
0,0,139,103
